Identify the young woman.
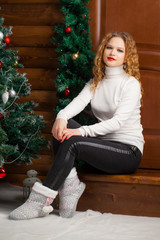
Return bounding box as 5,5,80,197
9,32,144,220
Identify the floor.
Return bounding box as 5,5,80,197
0,182,160,240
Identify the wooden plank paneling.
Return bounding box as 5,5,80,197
12,47,58,68
138,50,160,71
1,173,45,186
77,178,160,217
79,169,160,186
0,3,63,26
99,0,160,46
18,90,57,111
11,26,54,47
88,0,101,52
18,68,56,91
5,154,54,176
141,70,160,129
140,135,160,169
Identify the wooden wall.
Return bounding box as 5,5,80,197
1,0,160,185
1,0,63,183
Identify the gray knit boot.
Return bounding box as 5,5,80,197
58,167,86,218
9,182,57,220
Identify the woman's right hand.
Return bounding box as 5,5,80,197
51,118,67,141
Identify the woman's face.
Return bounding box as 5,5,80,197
103,37,126,67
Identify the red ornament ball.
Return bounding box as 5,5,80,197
65,26,71,33
0,61,2,68
0,114,2,119
4,36,11,45
64,88,70,96
0,167,6,178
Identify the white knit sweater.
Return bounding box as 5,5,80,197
56,66,145,153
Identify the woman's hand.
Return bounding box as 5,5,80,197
60,128,82,143
51,118,67,141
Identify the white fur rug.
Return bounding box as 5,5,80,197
0,183,160,240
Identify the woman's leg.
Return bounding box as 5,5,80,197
52,119,81,156
44,119,141,191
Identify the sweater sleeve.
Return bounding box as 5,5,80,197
79,77,141,137
56,80,93,122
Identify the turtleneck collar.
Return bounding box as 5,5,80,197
104,65,125,78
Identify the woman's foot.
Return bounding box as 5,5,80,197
9,182,57,220
58,168,86,218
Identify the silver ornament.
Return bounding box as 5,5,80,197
9,88,16,98
0,31,4,43
2,90,9,104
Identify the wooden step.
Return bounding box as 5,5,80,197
77,167,160,217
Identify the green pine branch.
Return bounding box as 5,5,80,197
53,0,95,126
0,17,48,167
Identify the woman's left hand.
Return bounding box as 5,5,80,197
60,128,82,143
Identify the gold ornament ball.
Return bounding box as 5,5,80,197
71,52,79,60
14,61,18,67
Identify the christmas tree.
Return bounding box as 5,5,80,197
0,18,48,178
53,0,95,125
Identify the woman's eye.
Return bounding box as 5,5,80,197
106,46,112,50
118,49,124,53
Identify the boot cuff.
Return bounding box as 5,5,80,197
67,167,77,179
33,182,57,198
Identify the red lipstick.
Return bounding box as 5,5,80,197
108,57,115,61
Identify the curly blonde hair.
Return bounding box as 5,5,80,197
92,32,143,94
